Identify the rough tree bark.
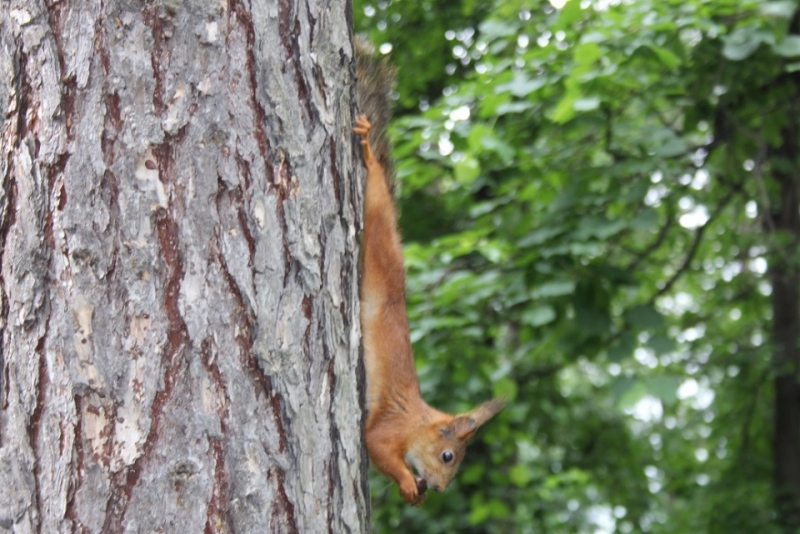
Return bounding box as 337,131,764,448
0,0,368,532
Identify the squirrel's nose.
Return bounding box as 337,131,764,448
432,484,443,492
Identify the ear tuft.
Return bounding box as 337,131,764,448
466,397,506,429
441,398,506,441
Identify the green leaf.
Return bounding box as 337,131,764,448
552,91,578,123
573,96,601,112
648,45,682,69
630,208,660,231
574,42,602,65
575,306,611,334
454,156,480,184
575,216,626,239
495,73,547,97
477,240,506,262
647,375,679,405
509,464,533,487
531,280,576,298
479,134,516,165
608,331,636,362
496,101,534,115
488,499,511,518
518,226,565,247
493,377,518,400
651,130,688,157
772,36,800,57
759,1,798,18
569,242,603,255
647,334,676,355
479,19,516,38
612,377,646,408
557,0,583,28
624,305,664,329
522,305,557,327
468,501,491,525
460,462,485,484
722,27,774,61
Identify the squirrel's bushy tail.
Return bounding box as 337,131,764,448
356,38,395,191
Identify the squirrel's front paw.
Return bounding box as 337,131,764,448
353,114,372,137
353,114,378,169
399,477,426,506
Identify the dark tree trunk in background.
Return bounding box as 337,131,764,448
771,11,800,532
771,153,800,531
0,0,368,532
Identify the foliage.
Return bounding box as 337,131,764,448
355,0,800,532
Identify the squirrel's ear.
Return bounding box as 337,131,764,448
443,398,506,441
451,416,477,441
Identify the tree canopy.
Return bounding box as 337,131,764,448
356,0,800,532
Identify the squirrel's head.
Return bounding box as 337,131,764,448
405,398,505,493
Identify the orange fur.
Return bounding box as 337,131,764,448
354,115,505,505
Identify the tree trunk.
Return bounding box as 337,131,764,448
771,151,800,532
0,1,368,532
771,11,800,531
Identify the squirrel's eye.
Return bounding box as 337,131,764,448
441,450,454,464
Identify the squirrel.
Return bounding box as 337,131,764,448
353,40,505,506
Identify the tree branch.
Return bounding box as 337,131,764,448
647,188,738,305
626,202,676,271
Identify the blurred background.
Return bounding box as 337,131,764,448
354,0,800,532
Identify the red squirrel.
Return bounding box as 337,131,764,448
354,43,505,506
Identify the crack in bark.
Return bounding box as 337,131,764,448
230,0,271,167
56,178,67,211
268,467,299,534
277,0,313,124
200,338,231,534
100,170,120,281
324,349,340,534
30,335,49,531
233,152,252,192
99,402,117,470
143,2,167,115
231,154,257,270
45,153,69,252
328,137,342,218
237,201,256,269
0,145,18,415
205,436,230,534
44,0,76,140
96,14,122,167
95,16,122,283
301,295,313,389
275,155,293,286
66,394,89,534
12,39,32,143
